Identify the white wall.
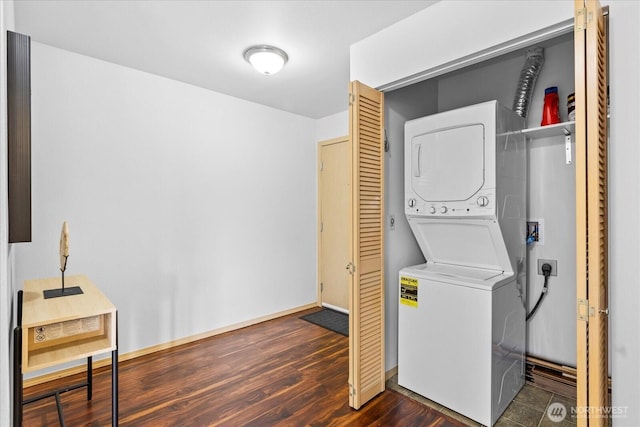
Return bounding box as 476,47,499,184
608,1,640,423
350,1,575,90
438,38,578,366
315,110,348,143
351,0,640,424
14,43,318,360
384,81,438,368
1,1,16,424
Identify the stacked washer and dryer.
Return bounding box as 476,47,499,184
398,101,527,426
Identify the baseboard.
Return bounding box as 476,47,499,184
321,302,348,315
526,355,577,399
23,302,318,388
525,354,611,399
385,366,398,381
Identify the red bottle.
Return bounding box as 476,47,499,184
541,86,561,126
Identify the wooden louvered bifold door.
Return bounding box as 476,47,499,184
348,81,385,410
574,1,609,426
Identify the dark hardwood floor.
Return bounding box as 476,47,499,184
22,308,466,426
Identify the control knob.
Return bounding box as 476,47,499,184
476,196,489,207
408,198,416,208
428,206,436,214
440,206,448,214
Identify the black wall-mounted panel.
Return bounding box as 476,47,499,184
7,31,31,243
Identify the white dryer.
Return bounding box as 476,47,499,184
398,101,527,426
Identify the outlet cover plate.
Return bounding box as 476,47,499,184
537,259,557,276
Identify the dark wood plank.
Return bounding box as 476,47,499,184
22,308,467,426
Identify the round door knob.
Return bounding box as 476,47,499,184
477,196,489,207
408,198,416,208
440,206,448,214
429,206,436,214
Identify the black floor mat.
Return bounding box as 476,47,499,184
300,308,348,336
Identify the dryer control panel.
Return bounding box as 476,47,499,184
405,189,495,218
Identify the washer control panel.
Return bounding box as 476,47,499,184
405,190,495,217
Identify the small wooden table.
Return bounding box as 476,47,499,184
13,275,118,426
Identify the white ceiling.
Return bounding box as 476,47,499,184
14,1,437,119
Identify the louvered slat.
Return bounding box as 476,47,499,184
574,2,589,424
348,81,385,410
586,3,608,426
575,1,609,426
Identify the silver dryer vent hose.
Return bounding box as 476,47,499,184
512,47,545,118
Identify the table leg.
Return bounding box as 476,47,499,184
14,290,23,427
87,356,93,401
54,392,65,427
112,311,118,426
13,327,23,427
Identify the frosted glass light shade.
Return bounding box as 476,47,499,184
243,45,288,75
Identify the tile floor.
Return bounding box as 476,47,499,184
387,375,578,427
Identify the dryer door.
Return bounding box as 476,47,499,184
410,124,485,202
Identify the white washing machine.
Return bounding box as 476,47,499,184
398,101,527,426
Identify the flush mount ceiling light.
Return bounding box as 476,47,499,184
243,45,288,76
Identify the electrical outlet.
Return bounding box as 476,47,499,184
537,259,557,276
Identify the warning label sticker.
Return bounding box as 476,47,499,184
400,276,418,307
33,316,101,343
